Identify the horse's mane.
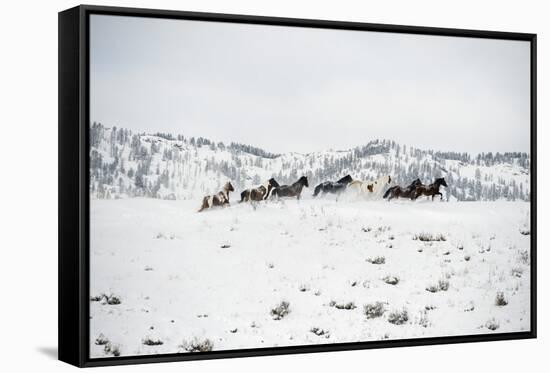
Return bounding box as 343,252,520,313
292,176,307,186
336,175,353,184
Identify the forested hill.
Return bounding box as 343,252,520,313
89,122,530,201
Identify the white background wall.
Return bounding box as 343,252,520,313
0,0,546,371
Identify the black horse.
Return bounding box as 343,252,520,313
263,178,280,199
313,175,353,197
413,177,448,201
271,176,309,200
383,178,423,201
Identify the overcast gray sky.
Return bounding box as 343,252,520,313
90,14,530,154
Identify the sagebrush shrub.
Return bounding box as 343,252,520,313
181,337,214,352
364,302,385,319
383,276,399,285
413,233,446,242
495,292,508,306
142,337,163,346
94,334,109,346
485,318,500,331
271,301,290,320
388,309,409,325
366,256,385,265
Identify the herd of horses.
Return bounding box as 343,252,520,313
198,174,448,212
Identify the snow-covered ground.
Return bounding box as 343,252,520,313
89,196,531,358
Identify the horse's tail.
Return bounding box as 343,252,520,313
239,190,247,203
198,196,208,212
313,184,322,197
383,186,396,199
271,188,278,199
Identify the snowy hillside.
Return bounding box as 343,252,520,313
89,122,530,201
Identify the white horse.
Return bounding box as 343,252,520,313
347,175,392,200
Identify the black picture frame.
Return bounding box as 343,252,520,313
58,4,537,368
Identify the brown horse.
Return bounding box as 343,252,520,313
198,182,234,212
383,178,423,201
240,185,267,203
413,177,448,201
240,178,280,203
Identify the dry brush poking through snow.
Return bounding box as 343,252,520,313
142,336,164,346
366,256,386,265
330,301,357,310
413,233,447,242
388,309,409,325
90,293,121,305
179,338,214,352
426,279,450,293
383,275,399,285
495,292,508,306
94,334,109,346
310,327,330,338
103,342,121,357
485,318,500,331
271,301,291,320
89,198,531,357
364,302,386,319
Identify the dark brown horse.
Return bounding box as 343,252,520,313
198,182,234,212
271,176,309,200
240,178,280,202
413,177,448,201
383,178,423,201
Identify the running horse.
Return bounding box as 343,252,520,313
240,178,280,202
347,175,392,199
270,176,309,200
198,182,235,212
312,175,353,197
413,177,448,201
383,178,423,201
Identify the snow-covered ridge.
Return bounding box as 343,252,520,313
89,122,530,201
